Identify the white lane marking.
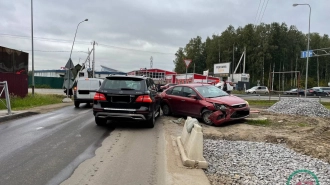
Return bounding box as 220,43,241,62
36,127,44,130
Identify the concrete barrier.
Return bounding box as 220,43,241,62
176,117,208,169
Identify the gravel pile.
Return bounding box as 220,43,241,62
203,139,330,185
267,98,330,118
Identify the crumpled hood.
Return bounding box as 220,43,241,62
205,95,246,106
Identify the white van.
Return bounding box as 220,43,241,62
73,78,104,108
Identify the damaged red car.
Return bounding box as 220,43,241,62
160,84,250,126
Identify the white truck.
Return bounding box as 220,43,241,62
73,78,104,108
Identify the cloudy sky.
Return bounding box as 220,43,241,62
1,0,329,73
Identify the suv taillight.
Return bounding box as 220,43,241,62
94,92,106,101
135,95,153,103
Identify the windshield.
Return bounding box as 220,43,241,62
195,85,228,98
251,86,258,89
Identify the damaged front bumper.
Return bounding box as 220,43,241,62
208,107,250,126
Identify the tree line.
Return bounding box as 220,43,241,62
173,22,330,90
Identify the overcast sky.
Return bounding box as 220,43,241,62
1,0,329,73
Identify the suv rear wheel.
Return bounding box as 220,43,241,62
95,117,107,126
146,112,155,128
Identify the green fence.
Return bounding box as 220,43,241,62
28,76,64,89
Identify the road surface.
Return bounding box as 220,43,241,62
0,105,166,185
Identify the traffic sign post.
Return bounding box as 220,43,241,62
183,59,192,84
300,50,313,58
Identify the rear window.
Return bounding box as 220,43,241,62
78,80,90,89
90,80,101,89
103,77,145,91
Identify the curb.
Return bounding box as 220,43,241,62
0,112,39,123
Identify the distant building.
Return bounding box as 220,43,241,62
34,65,126,79
127,68,176,83
0,46,29,97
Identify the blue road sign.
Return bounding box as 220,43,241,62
300,50,313,58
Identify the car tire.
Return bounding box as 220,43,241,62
162,104,171,116
74,101,80,108
202,109,213,126
146,111,155,128
95,117,107,126
253,91,256,94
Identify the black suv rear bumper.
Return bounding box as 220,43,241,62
93,108,152,121
94,112,149,120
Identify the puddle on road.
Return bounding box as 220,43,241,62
45,128,113,185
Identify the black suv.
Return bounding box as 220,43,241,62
93,75,161,128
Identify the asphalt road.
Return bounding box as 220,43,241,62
0,105,165,185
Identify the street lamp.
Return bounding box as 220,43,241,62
293,3,311,98
63,19,88,103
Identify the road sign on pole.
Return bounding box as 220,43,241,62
300,50,313,58
183,59,192,84
184,59,192,67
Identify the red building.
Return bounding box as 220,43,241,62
127,68,176,83
165,73,219,84
0,46,29,97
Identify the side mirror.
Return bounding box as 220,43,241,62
189,95,197,99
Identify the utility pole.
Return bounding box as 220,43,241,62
272,63,275,91
193,63,195,73
317,53,319,86
232,44,235,82
262,56,265,85
31,0,35,96
92,41,98,78
243,47,246,73
218,41,221,63
150,56,153,69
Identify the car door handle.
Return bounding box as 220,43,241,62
168,98,172,100
181,100,185,102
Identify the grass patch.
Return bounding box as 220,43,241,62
246,119,272,126
0,93,64,110
297,122,309,127
247,100,278,107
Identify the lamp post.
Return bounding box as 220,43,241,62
31,0,35,96
293,3,311,98
63,19,88,102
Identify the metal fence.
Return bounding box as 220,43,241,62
233,92,330,103
28,76,64,89
0,81,11,114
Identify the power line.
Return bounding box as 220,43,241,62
0,33,91,45
98,43,174,55
254,0,262,25
19,49,88,53
0,33,175,55
256,0,266,25
259,0,270,24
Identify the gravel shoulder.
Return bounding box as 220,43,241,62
163,106,330,184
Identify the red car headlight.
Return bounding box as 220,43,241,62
213,103,228,110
